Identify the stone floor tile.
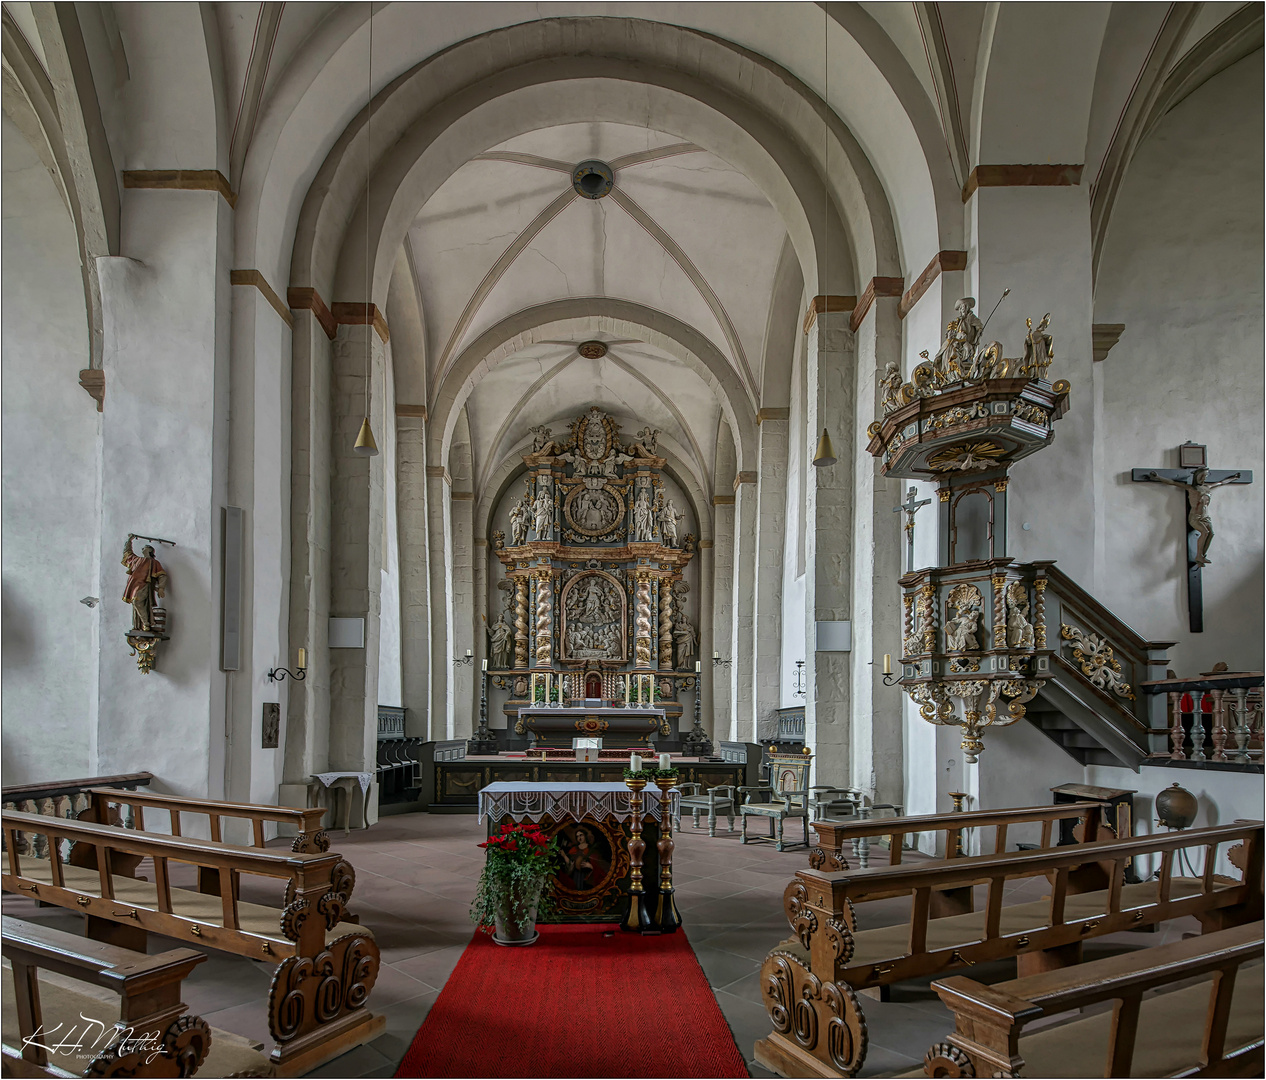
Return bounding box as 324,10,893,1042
713,987,774,1062
702,926,786,963
200,996,273,1048
305,1040,395,1078
856,1042,924,1078
863,999,956,1058
391,941,471,989
692,943,763,990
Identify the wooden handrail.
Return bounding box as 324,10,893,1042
86,787,324,825
2,772,153,803
1035,563,1176,658
2,809,330,877
814,801,1102,841
803,820,1261,902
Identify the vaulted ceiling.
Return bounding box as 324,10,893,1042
404,121,791,497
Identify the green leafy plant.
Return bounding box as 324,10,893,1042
470,822,562,932
622,766,678,781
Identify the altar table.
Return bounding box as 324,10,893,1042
478,782,681,924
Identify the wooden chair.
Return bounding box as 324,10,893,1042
809,786,863,822
2,809,383,1076
675,783,736,836
923,921,1265,1078
739,752,811,851
753,820,1264,1078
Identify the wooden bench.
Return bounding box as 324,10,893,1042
1,809,383,1076
0,916,223,1077
753,821,1263,1078
810,802,1115,918
922,921,1265,1078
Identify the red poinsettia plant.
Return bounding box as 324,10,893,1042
470,822,562,931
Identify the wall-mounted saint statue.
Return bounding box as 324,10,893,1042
674,616,698,669
533,487,554,538
122,535,167,632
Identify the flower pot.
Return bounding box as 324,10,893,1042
492,886,542,946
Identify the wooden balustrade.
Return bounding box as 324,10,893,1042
1143,673,1263,765
1,773,152,862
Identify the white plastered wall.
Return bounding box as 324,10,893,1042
1,114,100,783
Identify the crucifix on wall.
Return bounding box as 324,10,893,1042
1131,441,1252,633
893,486,931,573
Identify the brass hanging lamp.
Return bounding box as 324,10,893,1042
354,3,379,458
812,427,836,467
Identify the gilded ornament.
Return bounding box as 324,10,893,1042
927,441,1007,473
1060,623,1135,700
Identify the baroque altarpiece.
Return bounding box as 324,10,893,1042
486,407,701,749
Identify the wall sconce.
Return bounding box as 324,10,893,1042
454,649,474,666
268,648,307,683
880,653,900,687
792,660,806,697
712,651,732,668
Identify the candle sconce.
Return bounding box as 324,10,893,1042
792,660,806,698
879,653,900,687
712,652,732,668
454,650,474,666
268,648,307,683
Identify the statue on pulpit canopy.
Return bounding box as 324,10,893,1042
122,535,167,632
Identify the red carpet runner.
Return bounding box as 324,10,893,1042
394,925,750,1078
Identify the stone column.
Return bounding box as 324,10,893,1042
469,536,487,737
634,573,653,668
396,415,430,737
752,414,790,737
426,466,452,740
327,326,385,798
804,310,855,787
658,577,674,669
711,498,735,739
731,474,758,740
513,576,529,667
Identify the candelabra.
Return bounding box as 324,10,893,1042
653,777,681,933
468,659,498,755
621,775,653,932
682,670,713,756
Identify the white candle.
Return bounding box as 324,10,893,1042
624,676,629,703
713,651,720,660
297,647,306,670
481,658,488,671
630,752,642,772
883,653,892,675
695,660,701,673
465,649,472,658
659,753,671,770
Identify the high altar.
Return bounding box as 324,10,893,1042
483,405,706,752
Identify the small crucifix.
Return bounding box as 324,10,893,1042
894,486,931,573
1131,441,1252,633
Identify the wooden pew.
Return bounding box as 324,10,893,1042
78,787,330,854
1,917,214,1077
753,821,1263,1079
922,921,1264,1078
73,788,333,900
1,809,383,1076
810,802,1113,917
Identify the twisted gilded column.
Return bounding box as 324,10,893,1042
658,578,674,670
634,573,652,668
535,572,553,666
513,577,529,668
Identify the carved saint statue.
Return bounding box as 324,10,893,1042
533,488,554,539
1147,467,1242,566
932,297,984,379
122,535,167,632
1021,313,1053,379
674,617,698,669
508,495,530,546
633,487,655,541
630,427,659,457
880,360,905,413
1005,583,1035,649
489,613,513,669
944,602,980,652
528,425,554,454
657,498,683,548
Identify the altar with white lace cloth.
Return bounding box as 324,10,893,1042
477,781,681,924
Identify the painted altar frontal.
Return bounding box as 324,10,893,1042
479,782,680,923
486,406,701,750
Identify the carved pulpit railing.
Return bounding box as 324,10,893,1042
1140,672,1264,765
